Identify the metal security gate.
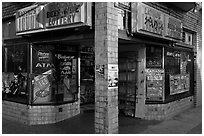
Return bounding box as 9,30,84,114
119,52,138,117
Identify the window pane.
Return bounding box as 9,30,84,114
32,44,78,104
146,45,163,68
2,44,28,104
164,48,193,100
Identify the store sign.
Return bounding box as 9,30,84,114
137,3,164,36
165,16,182,40
16,4,44,32
135,3,182,41
16,2,92,35
44,2,84,28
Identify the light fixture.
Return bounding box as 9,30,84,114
193,2,202,13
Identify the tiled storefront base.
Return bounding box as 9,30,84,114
144,96,194,120
2,100,80,125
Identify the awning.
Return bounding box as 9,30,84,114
168,2,196,12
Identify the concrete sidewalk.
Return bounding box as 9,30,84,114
2,106,202,134
138,106,202,134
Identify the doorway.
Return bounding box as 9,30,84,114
119,52,138,117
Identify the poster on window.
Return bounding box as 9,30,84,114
108,64,118,89
169,74,190,95
146,69,164,101
55,53,75,77
33,49,53,74
33,69,52,103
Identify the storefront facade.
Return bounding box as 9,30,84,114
2,2,201,133
2,2,94,125
117,2,196,120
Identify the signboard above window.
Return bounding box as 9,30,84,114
133,3,183,42
16,4,44,32
164,16,182,40
16,2,92,35
137,3,165,36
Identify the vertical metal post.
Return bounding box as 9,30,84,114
28,43,33,105
162,47,165,102
77,46,81,104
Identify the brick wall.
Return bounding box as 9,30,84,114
2,100,80,125
144,96,194,120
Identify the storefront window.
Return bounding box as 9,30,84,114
2,44,28,103
80,45,95,104
164,47,193,101
32,44,78,104
146,45,163,68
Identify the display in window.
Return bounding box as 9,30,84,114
146,68,164,101
169,74,190,95
165,49,180,75
3,45,28,103
2,71,27,96
32,45,78,104
80,46,95,104
180,52,190,74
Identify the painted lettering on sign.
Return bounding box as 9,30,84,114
141,7,164,35
165,16,182,40
45,2,84,27
36,63,54,68
16,5,44,32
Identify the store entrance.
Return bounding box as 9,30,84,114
119,52,138,117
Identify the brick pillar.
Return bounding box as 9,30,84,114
94,2,118,134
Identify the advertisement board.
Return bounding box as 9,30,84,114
146,69,164,101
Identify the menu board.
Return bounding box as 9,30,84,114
169,74,190,95
146,69,164,101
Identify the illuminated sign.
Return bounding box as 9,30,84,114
16,2,92,35
137,3,164,36
165,16,182,40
